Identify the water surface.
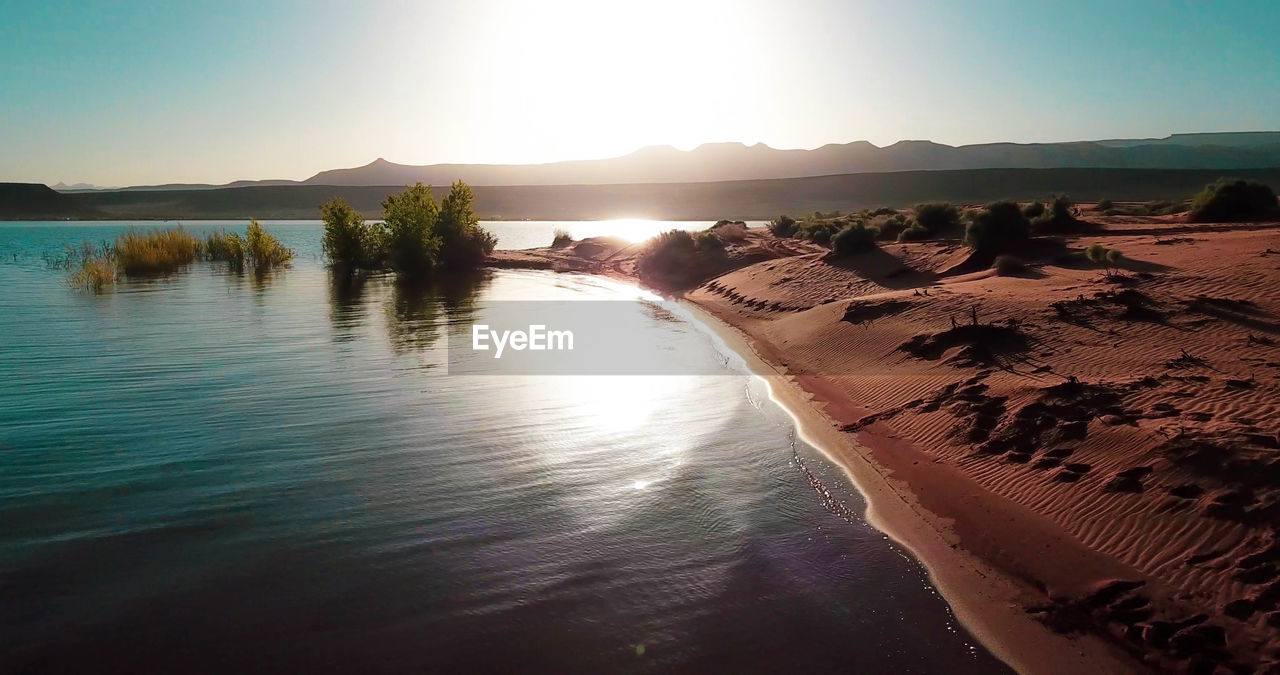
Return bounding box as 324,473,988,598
0,222,1007,672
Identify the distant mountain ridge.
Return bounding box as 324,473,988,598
59,131,1280,192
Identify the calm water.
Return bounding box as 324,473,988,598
0,222,1006,673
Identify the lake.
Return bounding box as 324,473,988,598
0,221,1006,672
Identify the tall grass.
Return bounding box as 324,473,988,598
62,242,116,292
115,227,201,276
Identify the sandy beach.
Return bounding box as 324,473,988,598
489,209,1280,672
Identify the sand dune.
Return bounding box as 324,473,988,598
490,212,1280,672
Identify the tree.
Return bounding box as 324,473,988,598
437,181,497,268
382,182,442,278
322,198,376,270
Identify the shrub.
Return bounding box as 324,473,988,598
551,228,573,248
897,222,931,242
381,183,443,278
964,201,1030,253
712,221,748,242
912,203,961,238
1086,243,1123,274
637,230,710,288
768,215,798,238
871,213,909,240
322,198,380,270
1022,202,1046,218
992,255,1027,276
695,230,726,253
831,222,880,256
245,220,293,274
115,227,201,276
205,230,246,269
796,216,841,245
436,181,497,268
1189,178,1279,222
867,206,898,217
1030,195,1085,234
1096,198,1114,212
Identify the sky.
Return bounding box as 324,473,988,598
2,0,1279,186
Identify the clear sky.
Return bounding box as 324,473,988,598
2,0,1278,186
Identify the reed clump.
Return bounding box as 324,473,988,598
114,227,201,276
63,242,117,292
204,230,246,268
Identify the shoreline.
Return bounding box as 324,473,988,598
676,299,1137,674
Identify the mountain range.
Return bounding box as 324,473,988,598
66,131,1280,193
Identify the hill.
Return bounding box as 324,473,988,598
5,167,1279,221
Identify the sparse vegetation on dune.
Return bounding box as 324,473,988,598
114,227,202,276
901,202,960,241
964,201,1030,254
637,228,728,289
551,228,573,248
1030,195,1092,234
1086,243,1124,276
1189,178,1278,222
768,214,798,238
831,221,880,256
711,220,748,242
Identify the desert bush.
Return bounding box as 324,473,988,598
1148,199,1188,216
245,220,293,274
871,213,909,240
1022,201,1046,218
712,221,748,242
911,202,961,238
831,222,880,256
867,206,898,217
205,230,246,269
695,230,726,253
1096,198,1114,212
1189,178,1279,222
1086,243,1123,275
551,228,573,248
1030,195,1086,234
897,222,931,242
115,227,201,276
795,216,842,245
637,229,723,288
964,201,1030,253
768,215,798,238
992,254,1027,276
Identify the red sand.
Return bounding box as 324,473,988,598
490,212,1280,672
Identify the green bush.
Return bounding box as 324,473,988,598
205,230,246,269
796,216,841,245
436,181,497,268
1030,195,1084,233
695,230,726,253
382,183,442,278
1022,202,1046,218
1096,198,1114,212
1086,243,1123,274
1189,178,1278,222
964,201,1029,253
322,198,381,270
831,222,880,256
911,202,960,238
245,220,293,274
897,222,931,241
768,215,798,238
871,213,909,240
636,229,723,288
